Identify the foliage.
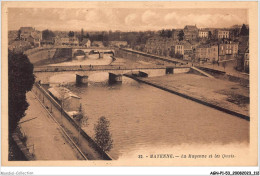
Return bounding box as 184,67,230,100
208,31,212,39
42,29,55,40
68,31,75,37
178,30,184,41
8,50,35,134
79,28,84,42
231,28,240,38
17,30,21,40
240,24,249,36
74,50,86,57
160,29,172,38
94,116,113,152
175,52,183,59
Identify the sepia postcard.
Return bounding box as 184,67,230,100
1,1,259,168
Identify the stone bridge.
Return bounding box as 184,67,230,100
72,49,115,58
34,66,191,85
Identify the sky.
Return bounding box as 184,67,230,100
8,8,248,31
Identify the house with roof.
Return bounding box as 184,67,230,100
80,38,91,48
55,36,79,46
218,41,238,61
184,25,199,41
216,29,230,39
175,41,184,55
19,27,42,47
183,41,193,60
195,44,218,62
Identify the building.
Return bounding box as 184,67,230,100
145,36,176,56
19,27,42,47
184,25,198,41
208,45,219,62
195,44,218,62
196,45,210,61
109,41,128,48
55,36,79,46
198,29,209,38
218,41,238,61
48,87,81,112
183,42,193,60
19,27,34,39
175,42,184,55
216,30,230,39
80,38,91,48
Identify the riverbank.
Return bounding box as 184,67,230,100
141,73,249,119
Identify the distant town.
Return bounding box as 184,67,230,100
8,24,249,73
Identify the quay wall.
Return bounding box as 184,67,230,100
197,66,249,85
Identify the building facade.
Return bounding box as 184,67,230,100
184,25,199,41
216,30,230,39
198,30,209,38
218,41,238,61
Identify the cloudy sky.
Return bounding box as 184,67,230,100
8,8,248,31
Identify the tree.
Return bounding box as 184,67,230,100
94,116,113,152
9,51,35,134
178,30,184,41
42,29,55,40
17,30,21,40
68,31,75,37
240,24,249,36
208,31,212,39
160,29,166,37
166,30,172,38
222,62,227,71
80,28,84,42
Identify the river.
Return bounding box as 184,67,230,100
68,75,249,159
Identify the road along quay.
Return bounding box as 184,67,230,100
32,83,112,160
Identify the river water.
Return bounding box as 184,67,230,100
69,75,249,159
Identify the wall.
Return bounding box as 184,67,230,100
173,67,190,74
